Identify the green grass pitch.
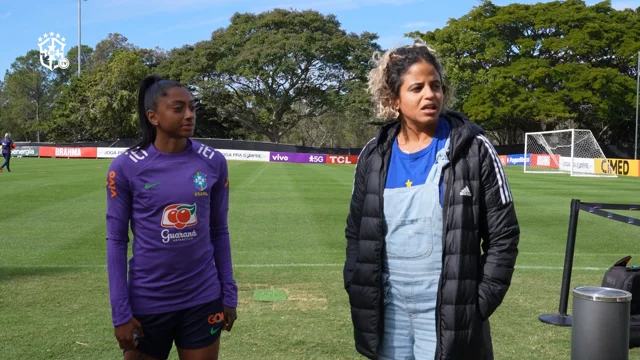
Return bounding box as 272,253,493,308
1,157,640,359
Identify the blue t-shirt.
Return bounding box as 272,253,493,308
385,119,451,201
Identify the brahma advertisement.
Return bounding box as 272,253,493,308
530,154,560,169
39,146,98,158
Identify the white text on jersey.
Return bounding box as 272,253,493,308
197,145,215,160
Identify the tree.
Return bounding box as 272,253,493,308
192,9,380,143
0,80,9,135
282,80,376,147
46,74,95,142
87,33,136,70
155,43,247,139
136,46,168,70
52,45,94,86
44,31,177,142
89,50,149,140
409,0,640,146
46,49,149,142
2,50,54,141
192,103,246,140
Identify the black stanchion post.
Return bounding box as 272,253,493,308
539,198,581,326
558,198,582,317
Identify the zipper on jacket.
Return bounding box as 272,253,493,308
435,150,454,359
376,148,390,353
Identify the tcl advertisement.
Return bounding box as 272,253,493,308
39,147,98,158
326,155,359,165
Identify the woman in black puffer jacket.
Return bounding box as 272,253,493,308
343,40,520,360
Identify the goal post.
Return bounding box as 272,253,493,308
524,129,617,177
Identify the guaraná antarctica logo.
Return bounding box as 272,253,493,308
38,32,69,71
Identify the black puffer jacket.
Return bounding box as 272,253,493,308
343,111,520,360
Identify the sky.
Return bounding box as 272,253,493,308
0,0,639,77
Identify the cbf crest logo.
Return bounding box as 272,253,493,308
193,172,208,197
38,32,69,71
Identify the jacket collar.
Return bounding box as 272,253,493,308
374,110,484,162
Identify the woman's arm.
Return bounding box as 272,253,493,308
105,160,133,327
476,135,520,320
210,156,238,309
344,146,371,292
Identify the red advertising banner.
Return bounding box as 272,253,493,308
326,155,359,164
530,154,560,169
39,147,98,158
38,147,55,157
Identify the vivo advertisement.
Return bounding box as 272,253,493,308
505,154,531,166
269,152,326,164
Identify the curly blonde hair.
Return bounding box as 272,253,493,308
367,39,453,120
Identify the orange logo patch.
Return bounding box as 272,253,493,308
208,312,224,325
224,176,229,188
107,171,117,198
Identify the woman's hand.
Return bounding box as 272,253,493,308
223,306,237,332
114,317,144,350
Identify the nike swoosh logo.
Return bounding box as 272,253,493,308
210,327,220,335
144,182,161,190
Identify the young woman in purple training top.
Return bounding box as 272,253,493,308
105,74,238,360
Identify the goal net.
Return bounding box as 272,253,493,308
524,129,616,177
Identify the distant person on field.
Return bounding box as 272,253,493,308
1,132,14,172
105,75,238,360
343,40,520,360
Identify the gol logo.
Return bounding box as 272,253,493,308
208,312,224,325
106,171,117,198
161,204,197,229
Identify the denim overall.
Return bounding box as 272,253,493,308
379,138,450,360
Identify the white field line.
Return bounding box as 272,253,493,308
519,252,631,257
0,264,608,271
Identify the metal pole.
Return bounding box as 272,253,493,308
538,198,581,327
524,133,528,173
635,51,639,160
78,0,81,77
557,198,581,317
570,129,575,176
